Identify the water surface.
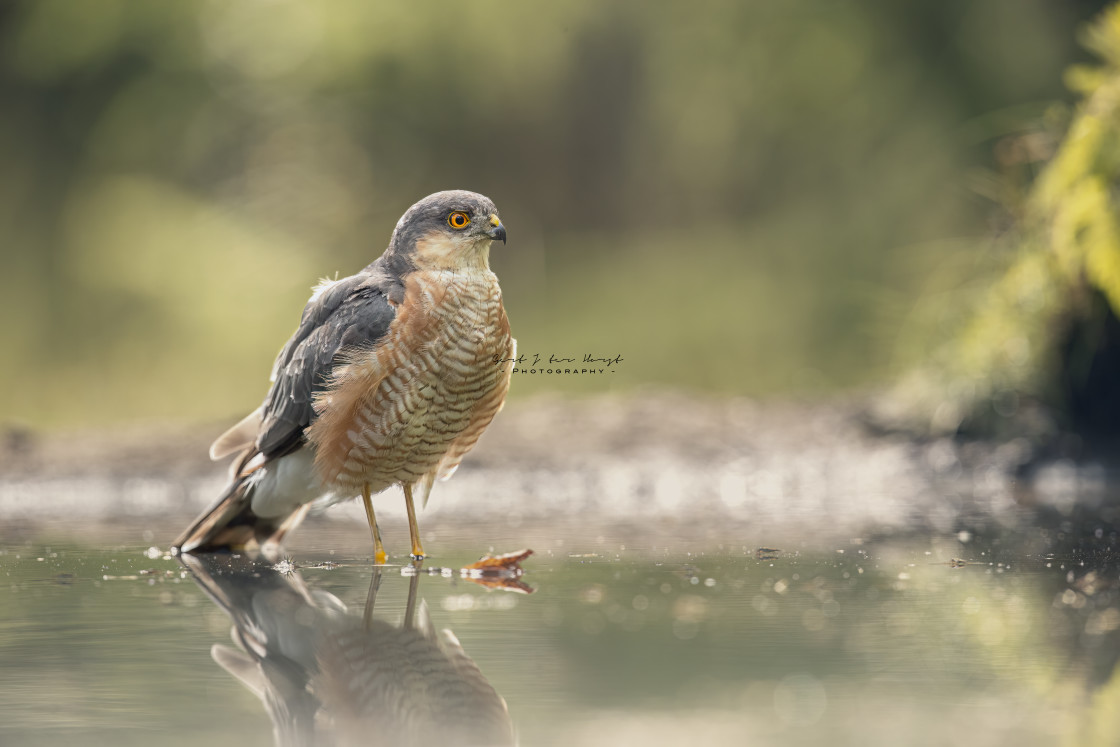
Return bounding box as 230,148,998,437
2,512,1117,746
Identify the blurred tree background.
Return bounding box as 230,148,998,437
0,0,1111,428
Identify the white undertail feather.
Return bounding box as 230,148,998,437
248,448,326,520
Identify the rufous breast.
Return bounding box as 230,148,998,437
308,269,514,494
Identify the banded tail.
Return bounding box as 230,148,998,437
173,473,310,554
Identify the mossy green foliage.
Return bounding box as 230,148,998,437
885,6,1120,438
1040,11,1120,311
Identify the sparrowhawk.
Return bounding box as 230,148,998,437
173,190,514,560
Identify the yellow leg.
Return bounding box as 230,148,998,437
362,484,388,565
403,562,421,629
363,566,383,629
403,483,425,560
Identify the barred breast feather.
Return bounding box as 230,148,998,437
308,269,514,501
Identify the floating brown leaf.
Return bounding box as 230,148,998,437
462,548,534,571
461,549,534,594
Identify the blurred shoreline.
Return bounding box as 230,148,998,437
3,391,1116,550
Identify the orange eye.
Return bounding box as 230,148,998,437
448,211,471,229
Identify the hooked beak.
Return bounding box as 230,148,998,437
487,214,507,244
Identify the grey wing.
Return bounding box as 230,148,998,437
255,275,398,460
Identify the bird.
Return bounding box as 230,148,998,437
181,553,517,746
173,190,514,561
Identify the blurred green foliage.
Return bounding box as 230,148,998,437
883,4,1120,437
0,0,1106,427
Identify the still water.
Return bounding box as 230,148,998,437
2,511,1119,747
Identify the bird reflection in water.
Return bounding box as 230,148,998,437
181,554,518,747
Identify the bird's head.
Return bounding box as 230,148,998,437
386,190,506,273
